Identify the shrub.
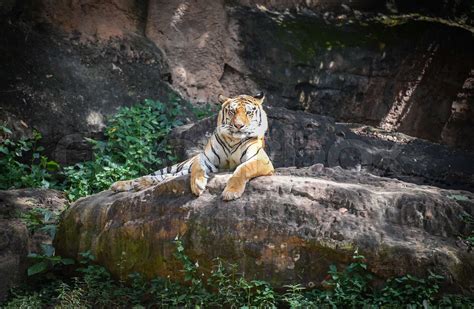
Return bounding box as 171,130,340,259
63,98,183,200
0,126,59,190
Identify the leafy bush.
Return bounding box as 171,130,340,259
305,250,374,307
20,207,75,276
63,98,183,200
0,126,59,190
190,102,217,120
1,97,219,201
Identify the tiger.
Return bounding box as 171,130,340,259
110,93,274,201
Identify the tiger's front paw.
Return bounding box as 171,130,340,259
110,180,133,192
190,176,207,197
221,185,245,201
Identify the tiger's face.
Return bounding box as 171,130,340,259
217,93,268,139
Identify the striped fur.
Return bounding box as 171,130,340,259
110,93,274,200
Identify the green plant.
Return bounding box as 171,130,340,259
27,246,74,277
2,291,43,309
208,258,278,308
54,279,86,309
19,206,74,277
19,207,62,241
282,284,315,308
305,250,374,307
173,237,213,306
63,98,183,201
191,102,217,119
459,212,474,251
375,272,444,307
0,125,59,190
76,251,117,307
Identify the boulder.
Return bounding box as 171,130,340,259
170,107,474,192
0,189,67,301
55,166,474,294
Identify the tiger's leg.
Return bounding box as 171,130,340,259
190,159,207,196
222,149,274,201
190,140,221,196
190,152,218,196
110,157,195,192
111,174,173,192
110,176,153,192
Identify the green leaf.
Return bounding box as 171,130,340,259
1,127,13,134
28,261,48,276
61,258,75,265
46,160,60,171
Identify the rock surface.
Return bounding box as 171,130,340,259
0,189,67,301
143,1,473,148
170,107,474,192
55,166,474,293
234,8,474,149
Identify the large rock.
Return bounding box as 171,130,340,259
55,166,474,293
170,107,474,192
0,189,67,301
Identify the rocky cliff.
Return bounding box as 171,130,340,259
1,0,473,159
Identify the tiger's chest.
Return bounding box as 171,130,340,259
225,157,241,170
218,137,261,170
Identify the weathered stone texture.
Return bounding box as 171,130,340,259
55,166,474,293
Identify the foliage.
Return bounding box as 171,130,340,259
0,98,185,201
374,272,444,307
2,292,43,309
18,206,75,276
0,125,59,190
190,102,217,120
459,212,474,251
27,250,75,277
304,250,374,307
19,207,58,235
62,98,182,200
4,239,473,308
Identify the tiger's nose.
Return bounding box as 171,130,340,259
234,123,244,130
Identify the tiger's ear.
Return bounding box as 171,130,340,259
218,94,229,104
253,92,265,105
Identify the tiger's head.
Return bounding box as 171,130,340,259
216,93,268,139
